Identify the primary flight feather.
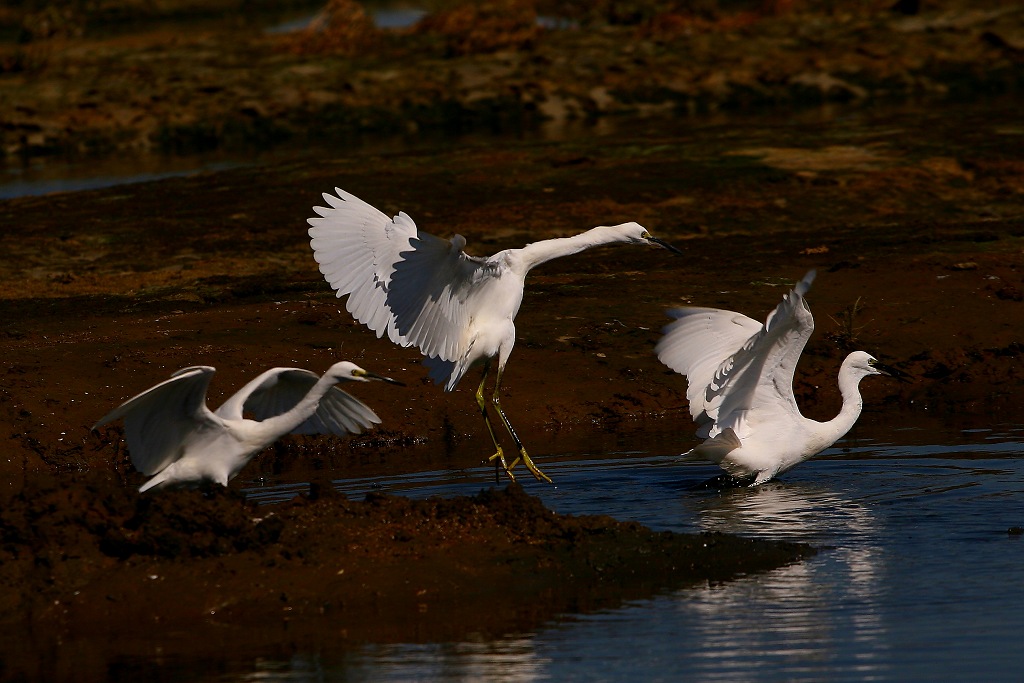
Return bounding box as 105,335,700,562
309,188,682,482
656,271,906,485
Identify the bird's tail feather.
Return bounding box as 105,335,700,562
139,470,171,493
685,428,742,465
423,356,459,390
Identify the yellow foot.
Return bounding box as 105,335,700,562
519,448,553,484
487,447,516,482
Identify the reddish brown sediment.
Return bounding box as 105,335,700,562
1,2,1023,677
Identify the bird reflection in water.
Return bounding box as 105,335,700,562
676,480,891,677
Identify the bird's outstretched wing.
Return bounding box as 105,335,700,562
216,367,381,436
387,231,496,364
704,271,817,439
308,188,420,345
656,307,764,426
308,188,498,388
93,366,217,476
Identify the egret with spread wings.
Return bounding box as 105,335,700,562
308,188,681,483
94,361,402,492
655,271,906,485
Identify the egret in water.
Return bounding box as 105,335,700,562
94,361,403,492
308,188,681,483
655,271,906,485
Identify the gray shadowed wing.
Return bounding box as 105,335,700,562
92,366,217,476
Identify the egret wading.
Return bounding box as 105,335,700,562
308,188,682,483
655,271,907,485
94,361,402,492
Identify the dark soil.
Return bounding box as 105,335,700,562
1,1,1022,161
0,478,812,680
3,115,1023,675
1,1,1024,679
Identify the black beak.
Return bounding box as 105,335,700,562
366,372,405,386
647,235,684,255
872,360,912,383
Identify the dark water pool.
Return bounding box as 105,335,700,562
227,422,1024,681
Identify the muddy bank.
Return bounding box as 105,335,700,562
0,475,813,680
2,98,1023,495
1,99,1022,676
1,1,1023,161
1,10,1024,674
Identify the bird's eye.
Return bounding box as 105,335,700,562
641,231,652,239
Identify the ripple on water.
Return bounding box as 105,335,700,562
236,424,1024,682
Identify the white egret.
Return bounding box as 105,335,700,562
93,361,403,492
655,271,906,485
308,188,681,483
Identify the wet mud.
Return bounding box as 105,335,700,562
2,113,1023,675
0,478,812,679
1,1,1024,679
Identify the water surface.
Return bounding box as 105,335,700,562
5,79,1023,681
227,423,1024,681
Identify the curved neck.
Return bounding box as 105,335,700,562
258,375,337,435
818,363,868,447
516,226,628,273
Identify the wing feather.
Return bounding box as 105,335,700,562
656,307,763,424
388,232,494,363
656,271,817,441
308,188,417,345
313,387,381,435
93,366,217,476
308,189,497,384
707,271,817,438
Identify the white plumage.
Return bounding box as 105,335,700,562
94,361,401,492
308,188,681,482
656,271,905,485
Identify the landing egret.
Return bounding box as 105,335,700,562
308,188,681,483
655,271,906,485
94,361,402,492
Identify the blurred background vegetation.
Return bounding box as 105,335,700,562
0,0,973,43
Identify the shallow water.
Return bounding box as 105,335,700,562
226,423,1024,681
6,79,1023,679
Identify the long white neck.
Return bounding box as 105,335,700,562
257,374,338,436
516,225,635,273
817,358,870,449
